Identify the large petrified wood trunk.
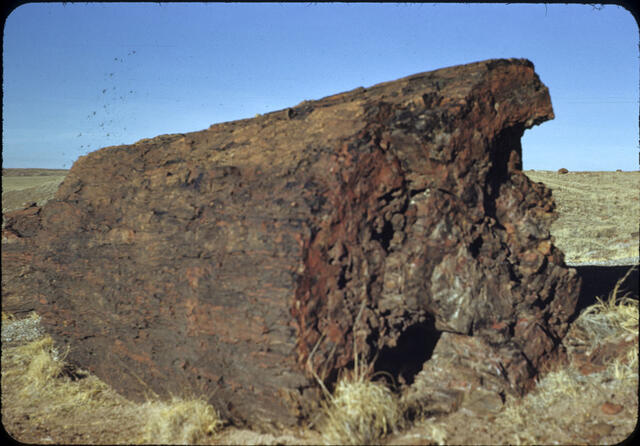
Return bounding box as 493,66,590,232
4,58,580,428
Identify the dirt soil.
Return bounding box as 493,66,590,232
1,168,638,444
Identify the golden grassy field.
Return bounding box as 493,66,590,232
1,168,638,444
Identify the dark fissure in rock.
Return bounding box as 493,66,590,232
372,218,395,252
469,236,483,258
485,125,524,220
373,318,441,387
573,265,639,316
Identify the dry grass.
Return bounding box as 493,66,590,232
314,302,404,445
3,335,66,395
138,396,223,445
318,369,403,445
1,322,223,444
488,352,637,444
1,173,66,213
1,332,138,443
572,266,639,340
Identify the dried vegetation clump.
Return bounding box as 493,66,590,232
317,363,404,445
1,325,222,444
313,303,404,444
138,396,223,445
570,266,639,340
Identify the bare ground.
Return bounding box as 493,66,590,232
1,168,638,444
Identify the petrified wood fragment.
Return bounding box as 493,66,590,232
5,58,580,428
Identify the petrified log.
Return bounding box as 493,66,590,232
5,58,580,428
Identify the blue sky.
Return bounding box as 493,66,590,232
2,2,638,170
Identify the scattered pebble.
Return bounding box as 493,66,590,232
1,314,44,345
601,402,624,415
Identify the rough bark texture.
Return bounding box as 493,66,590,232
3,58,580,429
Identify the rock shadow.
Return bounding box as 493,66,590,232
573,264,639,314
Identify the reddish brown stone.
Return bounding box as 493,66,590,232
601,402,624,415
3,58,580,429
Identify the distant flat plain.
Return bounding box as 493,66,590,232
526,170,639,266
2,168,67,215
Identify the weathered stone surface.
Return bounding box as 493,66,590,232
2,204,43,315
2,58,580,429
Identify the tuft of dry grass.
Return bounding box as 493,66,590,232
314,302,404,445
319,371,403,445
138,396,223,445
4,335,66,395
1,315,223,444
2,331,136,442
